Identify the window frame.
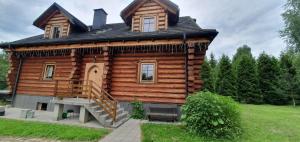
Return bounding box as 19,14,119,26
141,16,157,32
138,61,157,84
43,63,56,80
50,25,62,39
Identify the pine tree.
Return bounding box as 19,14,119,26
201,60,214,92
257,53,288,105
237,55,262,104
209,53,217,69
209,53,217,92
280,53,300,107
216,55,236,98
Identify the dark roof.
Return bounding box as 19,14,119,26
0,16,218,48
121,0,180,26
33,3,88,32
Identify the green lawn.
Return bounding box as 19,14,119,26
0,118,109,141
142,104,300,142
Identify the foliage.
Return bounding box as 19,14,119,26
237,55,262,104
216,55,236,98
257,53,288,105
0,118,109,141
232,45,253,75
279,53,300,106
0,99,7,106
142,104,300,142
201,60,214,92
0,52,8,90
281,0,300,52
130,100,145,119
181,92,242,139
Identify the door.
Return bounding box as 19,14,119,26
84,63,104,91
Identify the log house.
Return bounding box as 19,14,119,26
0,0,217,121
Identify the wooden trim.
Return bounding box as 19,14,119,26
8,39,210,52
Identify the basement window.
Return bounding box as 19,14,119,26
143,17,156,32
43,64,55,80
37,103,48,111
51,26,61,39
140,63,156,83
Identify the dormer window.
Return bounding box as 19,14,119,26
142,17,156,32
51,26,62,39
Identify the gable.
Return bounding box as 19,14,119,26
132,0,168,32
33,3,88,33
44,12,71,38
121,0,179,26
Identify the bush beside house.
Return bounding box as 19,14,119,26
181,91,242,139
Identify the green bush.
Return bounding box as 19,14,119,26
130,101,145,119
181,91,242,139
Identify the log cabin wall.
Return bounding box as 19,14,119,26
44,12,71,39
6,52,20,92
110,52,187,104
17,56,72,96
132,0,168,32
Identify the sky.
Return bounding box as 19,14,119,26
0,0,287,58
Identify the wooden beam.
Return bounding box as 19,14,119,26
7,38,210,52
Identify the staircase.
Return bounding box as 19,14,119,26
85,102,129,128
54,80,129,128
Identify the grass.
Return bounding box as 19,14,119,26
0,118,110,141
141,104,300,142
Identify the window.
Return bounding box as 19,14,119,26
51,26,61,39
143,17,156,32
140,63,156,83
43,64,55,80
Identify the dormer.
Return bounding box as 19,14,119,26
33,3,88,39
121,0,180,32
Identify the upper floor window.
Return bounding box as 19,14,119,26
143,17,156,32
43,64,55,80
51,26,61,39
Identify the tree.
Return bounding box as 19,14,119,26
0,52,9,89
237,55,262,104
281,0,300,52
257,53,288,105
279,53,300,107
209,53,217,69
232,45,253,77
216,55,236,98
209,53,218,92
201,59,214,92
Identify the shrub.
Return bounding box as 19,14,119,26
181,91,242,139
130,100,145,119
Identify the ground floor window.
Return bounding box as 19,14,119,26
139,62,156,83
43,64,55,80
37,103,48,111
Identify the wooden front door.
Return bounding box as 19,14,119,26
84,63,104,89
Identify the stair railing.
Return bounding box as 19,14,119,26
53,80,117,122
88,81,118,122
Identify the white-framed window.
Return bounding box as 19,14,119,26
51,26,61,39
142,17,156,32
43,64,55,80
140,63,156,83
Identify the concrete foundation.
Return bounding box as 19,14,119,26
14,94,54,111
119,102,182,120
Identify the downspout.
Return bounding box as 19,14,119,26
183,33,188,97
11,48,23,107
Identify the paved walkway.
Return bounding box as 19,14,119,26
0,107,103,129
99,119,141,142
